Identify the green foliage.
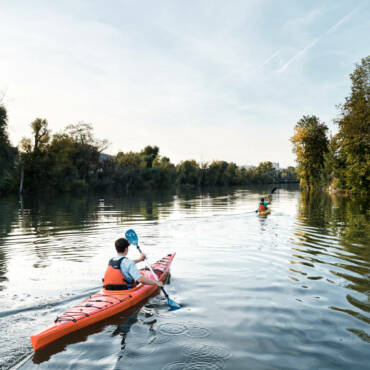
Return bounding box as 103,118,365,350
18,121,106,192
19,118,51,191
332,56,370,193
117,151,146,168
49,123,107,191
0,105,17,193
280,166,297,181
290,56,369,193
108,151,176,192
201,161,239,186
31,118,50,152
2,109,296,193
0,105,10,170
235,162,280,184
140,145,159,168
48,133,80,191
175,160,283,187
251,161,277,183
0,105,9,145
176,160,201,186
291,115,329,188
322,135,345,190
152,156,176,188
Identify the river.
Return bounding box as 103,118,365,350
0,186,369,369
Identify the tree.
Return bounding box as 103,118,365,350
48,133,79,191
333,56,370,193
254,161,276,183
176,160,201,186
0,104,17,193
63,122,108,186
280,166,297,182
152,156,176,187
0,105,10,156
18,121,108,192
323,135,345,190
225,162,238,185
203,161,239,186
18,118,51,191
206,161,226,186
117,151,146,168
31,118,50,152
140,145,159,168
291,115,329,188
0,105,9,145
65,122,108,153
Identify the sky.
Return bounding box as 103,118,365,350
0,0,369,168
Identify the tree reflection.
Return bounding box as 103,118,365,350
296,190,370,340
0,196,18,289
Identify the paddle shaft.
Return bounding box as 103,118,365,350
136,245,169,299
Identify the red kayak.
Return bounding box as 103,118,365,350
31,253,175,351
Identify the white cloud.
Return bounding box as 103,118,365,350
0,0,369,168
277,37,320,73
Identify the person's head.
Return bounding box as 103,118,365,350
261,198,265,202
115,238,130,253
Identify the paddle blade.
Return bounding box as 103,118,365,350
125,229,138,246
167,297,181,311
271,187,278,194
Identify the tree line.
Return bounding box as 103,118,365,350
0,111,295,194
291,56,369,194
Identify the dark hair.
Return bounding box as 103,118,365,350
261,198,265,202
115,238,129,253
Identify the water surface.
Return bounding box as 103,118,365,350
0,187,369,369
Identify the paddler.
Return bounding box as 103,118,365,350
103,238,163,290
258,196,271,212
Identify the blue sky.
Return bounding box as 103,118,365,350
0,0,369,167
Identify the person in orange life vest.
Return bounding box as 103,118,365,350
258,197,270,212
103,238,163,290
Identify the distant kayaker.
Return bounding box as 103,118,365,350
103,238,163,290
258,197,271,212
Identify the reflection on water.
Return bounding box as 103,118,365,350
0,186,369,369
296,191,369,294
293,190,370,346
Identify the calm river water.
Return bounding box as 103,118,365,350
0,186,369,370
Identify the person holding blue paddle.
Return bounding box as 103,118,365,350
258,197,271,212
255,187,277,213
103,231,181,311
103,237,164,290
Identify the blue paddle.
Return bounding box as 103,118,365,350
125,229,181,311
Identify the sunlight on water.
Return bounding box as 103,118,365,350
0,186,369,369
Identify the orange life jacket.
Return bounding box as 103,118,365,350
258,203,267,211
103,257,136,290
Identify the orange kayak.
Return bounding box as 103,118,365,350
31,253,175,351
258,209,271,216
